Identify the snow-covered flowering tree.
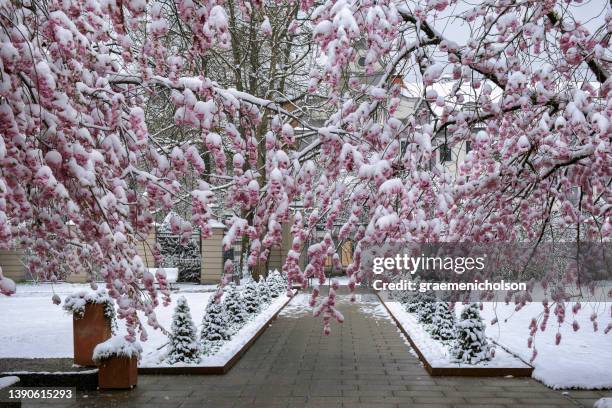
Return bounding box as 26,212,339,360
223,283,247,329
242,281,262,315
167,296,200,364
0,0,609,348
429,302,456,341
200,298,230,355
451,303,493,364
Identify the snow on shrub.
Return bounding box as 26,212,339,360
429,302,456,341
392,289,412,304
414,293,437,325
166,296,200,364
266,270,286,297
242,281,261,315
200,298,230,355
223,283,247,329
63,289,117,332
451,303,493,364
0,267,16,296
257,275,271,305
403,290,429,313
594,398,612,408
93,336,142,364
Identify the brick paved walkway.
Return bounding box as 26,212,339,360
26,291,608,407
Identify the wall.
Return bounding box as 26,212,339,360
0,248,26,282
136,230,158,269
200,227,224,284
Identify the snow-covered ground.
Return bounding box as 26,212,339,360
278,293,311,318
0,376,19,389
0,283,214,359
384,301,530,369
317,276,360,286
480,302,612,390
595,398,612,408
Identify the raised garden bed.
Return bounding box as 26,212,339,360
139,290,296,374
377,293,534,377
0,358,98,390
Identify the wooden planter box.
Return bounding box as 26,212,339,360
73,304,112,366
98,356,138,389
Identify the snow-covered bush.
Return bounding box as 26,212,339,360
166,296,200,364
451,303,493,364
404,291,431,313
0,268,16,296
429,302,456,341
223,283,247,329
242,281,261,315
409,292,437,325
200,298,230,355
393,289,413,305
93,336,142,364
594,398,612,408
393,276,418,304
63,289,117,332
416,299,437,325
257,275,271,305
266,270,286,297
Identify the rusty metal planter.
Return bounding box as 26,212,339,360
97,356,138,390
73,303,112,367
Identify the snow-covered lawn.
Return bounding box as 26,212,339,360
0,283,214,359
383,301,531,369
480,302,612,390
595,398,612,408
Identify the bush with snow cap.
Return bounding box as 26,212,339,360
242,281,261,315
257,275,271,305
428,302,456,341
405,290,434,314
0,267,16,296
266,270,286,297
451,303,493,364
63,289,117,333
166,296,200,364
200,298,230,355
223,283,247,329
93,336,142,364
416,297,437,325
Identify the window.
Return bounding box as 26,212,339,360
358,56,366,66
400,140,407,156
440,144,452,162
466,141,472,153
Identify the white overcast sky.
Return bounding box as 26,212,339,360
426,0,610,42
